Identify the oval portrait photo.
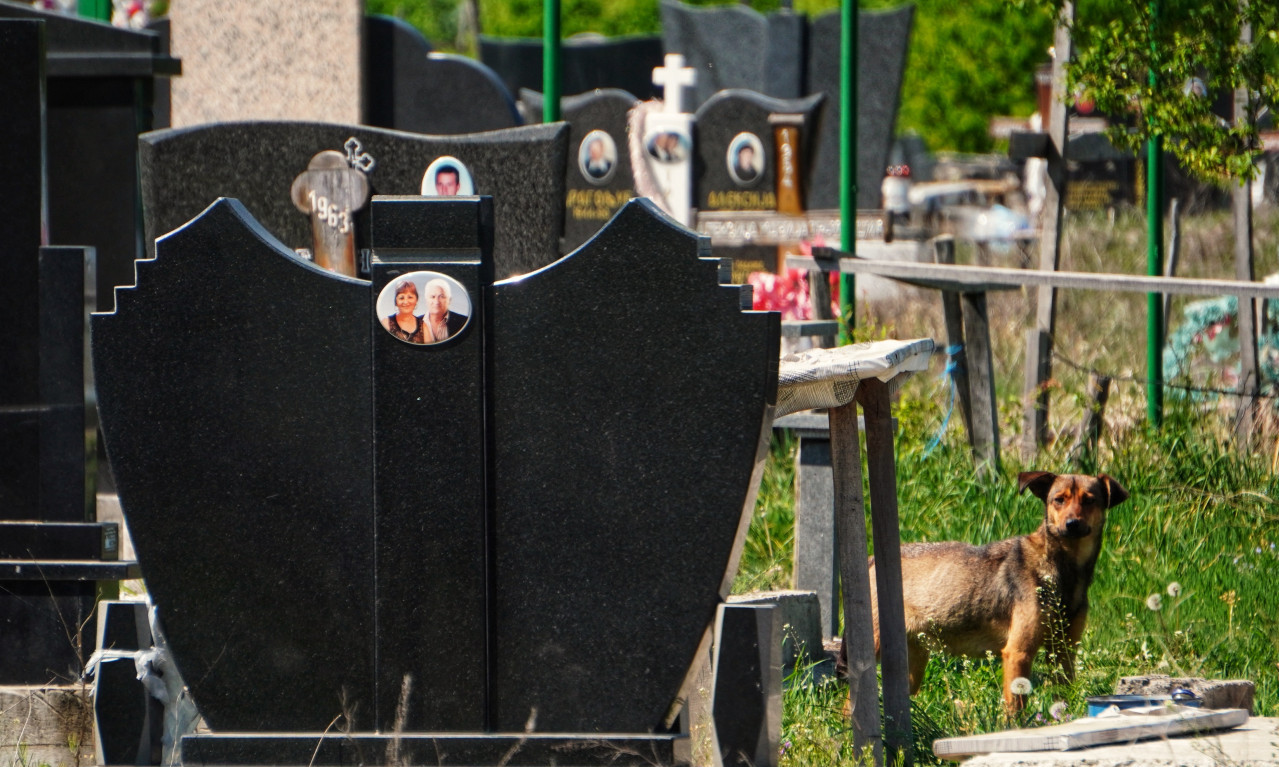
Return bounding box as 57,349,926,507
421,157,475,197
645,130,690,164
727,133,764,185
578,130,618,184
376,271,472,346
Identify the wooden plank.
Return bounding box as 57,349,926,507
785,255,1279,300
933,236,975,449
1068,373,1110,468
962,292,1000,473
830,402,882,762
1234,18,1260,442
695,209,888,246
858,380,913,765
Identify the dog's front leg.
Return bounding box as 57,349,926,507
1001,607,1043,714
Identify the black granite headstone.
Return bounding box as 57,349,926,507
479,33,664,103
522,88,641,253
364,16,522,135
93,600,163,766
806,6,914,210
660,0,806,109
1064,132,1136,210
712,604,781,767
92,195,779,754
0,1,179,313
139,122,568,280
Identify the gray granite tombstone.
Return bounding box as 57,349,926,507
693,90,824,277
363,16,522,135
92,194,778,762
480,33,664,103
0,1,180,313
806,6,914,210
139,121,568,280
0,18,138,685
660,0,806,109
522,88,641,253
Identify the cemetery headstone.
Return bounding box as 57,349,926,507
522,88,642,252
660,0,806,108
0,18,139,686
0,0,179,313
362,16,522,135
642,54,699,226
289,142,374,276
139,121,569,280
92,194,779,762
693,90,824,279
1064,132,1136,211
480,32,664,103
168,0,361,126
712,604,782,767
806,6,915,209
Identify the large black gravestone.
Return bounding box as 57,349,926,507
480,33,664,103
522,88,642,253
660,0,806,108
363,15,522,135
806,6,914,210
92,195,778,761
139,122,568,280
0,1,179,313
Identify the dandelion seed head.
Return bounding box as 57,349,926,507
1166,582,1182,598
1011,677,1033,695
1146,593,1163,611
1050,701,1069,721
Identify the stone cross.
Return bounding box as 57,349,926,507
289,140,373,277
652,53,696,114
644,55,697,225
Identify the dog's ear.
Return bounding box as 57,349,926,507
1018,471,1058,501
1098,475,1129,508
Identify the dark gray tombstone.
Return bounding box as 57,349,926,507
93,601,163,766
0,18,138,686
91,194,779,761
806,6,914,210
693,90,824,276
712,604,781,767
522,88,641,253
660,0,806,108
479,33,664,103
363,16,522,135
1063,132,1136,210
0,1,180,313
139,121,568,280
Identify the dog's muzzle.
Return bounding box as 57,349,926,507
1062,519,1091,538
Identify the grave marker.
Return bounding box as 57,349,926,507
289,143,373,276
480,33,664,103
91,194,779,760
644,54,698,226
140,121,569,280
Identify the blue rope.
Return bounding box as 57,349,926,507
925,344,963,456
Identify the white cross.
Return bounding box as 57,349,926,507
652,53,697,115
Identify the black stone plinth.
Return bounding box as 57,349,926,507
182,732,685,767
713,604,781,767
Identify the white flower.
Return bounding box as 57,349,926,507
1010,677,1033,696
1146,593,1163,611
1049,701,1069,721
1166,582,1182,598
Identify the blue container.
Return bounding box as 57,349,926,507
1086,689,1202,717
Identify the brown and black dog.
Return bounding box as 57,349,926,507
866,472,1129,712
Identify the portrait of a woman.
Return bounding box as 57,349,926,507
380,279,427,344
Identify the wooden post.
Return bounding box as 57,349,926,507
1023,2,1073,458
934,236,974,447
858,379,912,765
831,402,882,764
1233,10,1259,444
962,292,1001,473
1068,373,1110,469
1161,197,1181,350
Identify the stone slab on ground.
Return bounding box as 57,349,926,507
1116,674,1256,713
953,716,1279,767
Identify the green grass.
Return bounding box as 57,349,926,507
734,207,1279,765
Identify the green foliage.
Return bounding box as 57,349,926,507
368,0,466,49
1025,0,1279,183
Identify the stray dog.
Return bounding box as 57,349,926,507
858,472,1129,712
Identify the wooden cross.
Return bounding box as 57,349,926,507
651,53,696,114
289,142,372,277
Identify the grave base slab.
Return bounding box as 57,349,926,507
182,732,686,766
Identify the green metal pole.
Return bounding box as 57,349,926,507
1146,0,1163,427
837,0,858,344
78,0,111,21
543,0,561,123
